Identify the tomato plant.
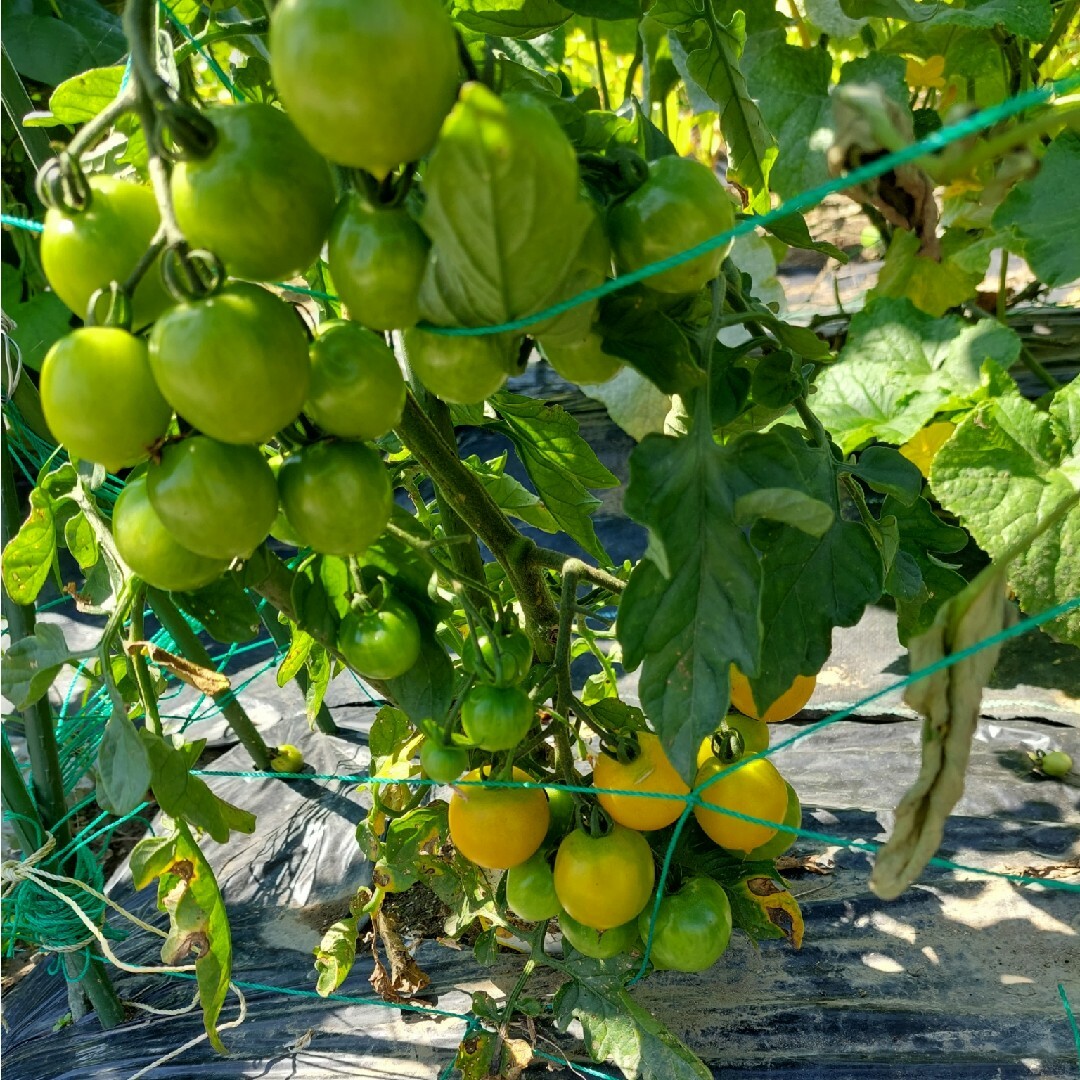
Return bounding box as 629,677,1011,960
2,0,1077,1075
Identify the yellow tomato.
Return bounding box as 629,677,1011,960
697,714,771,768
693,757,788,853
593,733,689,831
448,767,549,870
730,669,816,723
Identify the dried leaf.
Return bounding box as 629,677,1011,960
369,909,429,1003
126,640,231,695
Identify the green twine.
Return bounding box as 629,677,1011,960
1060,983,1080,1069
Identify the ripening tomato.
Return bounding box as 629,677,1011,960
730,668,817,723
559,911,639,959
148,283,310,445
304,320,405,440
460,683,534,751
419,739,469,783
171,103,335,281
276,441,392,556
327,195,430,331
697,713,771,769
269,0,460,178
448,767,549,870
270,744,305,773
593,733,689,832
540,332,623,386
41,175,171,328
553,826,655,931
693,756,788,854
506,851,562,922
607,156,735,295
40,328,172,471
638,877,732,972
403,328,512,405
739,781,801,861
338,597,422,680
146,436,278,559
112,475,228,592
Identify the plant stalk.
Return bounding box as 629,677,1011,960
257,605,338,734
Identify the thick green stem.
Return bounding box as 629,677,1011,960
258,605,338,734
1033,0,1079,68
145,589,272,770
128,593,162,736
395,391,559,659
793,396,832,452
591,19,610,110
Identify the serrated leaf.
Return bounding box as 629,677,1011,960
96,709,152,816
463,454,559,532
451,0,572,38
277,627,314,687
994,131,1080,289
382,635,455,725
870,229,982,316
848,445,923,505
173,576,262,645
419,83,591,327
47,65,124,124
492,393,617,564
813,297,1020,453
931,382,1080,645
369,706,414,773
617,419,762,783
62,510,98,570
756,211,849,263
2,487,58,606
734,487,834,536
0,623,80,710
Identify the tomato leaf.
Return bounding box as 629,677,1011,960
754,211,849,263
304,644,333,728
931,381,1080,645
276,626,313,688
451,0,571,38
2,487,58,606
173,575,262,645
617,418,762,784
95,708,152,816
846,444,923,505
370,706,417,773
382,635,456,726
463,454,559,533
46,65,125,125
314,917,359,997
419,83,591,328
0,622,86,710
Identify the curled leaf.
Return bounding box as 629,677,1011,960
126,640,231,695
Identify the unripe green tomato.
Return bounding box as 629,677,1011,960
266,454,302,546
338,597,422,680
147,437,278,559
271,744,305,773
269,0,459,178
460,683,534,751
304,320,405,440
419,740,469,783
112,475,229,592
40,328,172,471
328,195,430,331
461,628,533,687
740,782,801,861
403,328,511,405
559,912,639,959
540,332,622,386
506,851,562,922
277,441,392,556
148,283,310,445
1040,750,1073,778
638,877,732,972
171,103,336,281
607,156,735,295
543,787,577,844
41,175,171,328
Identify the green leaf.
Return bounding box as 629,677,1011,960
596,294,705,396
276,626,314,688
463,454,559,533
870,229,983,317
655,1,776,211
383,635,456,726
61,510,98,570
290,555,348,642
314,917,358,996
755,212,849,263
840,0,1051,38
3,3,123,87
370,706,415,772
451,0,572,38
0,622,81,710
304,645,333,727
140,732,257,844
994,132,1080,289
2,487,58,606
492,392,617,564
6,291,73,371
173,575,262,644
130,835,180,890
813,297,1021,453
553,963,712,1080
931,382,1080,645
617,419,762,783
419,83,591,327
47,65,124,124
733,487,834,536
560,0,639,15
96,709,152,816
848,445,923,505
731,425,884,714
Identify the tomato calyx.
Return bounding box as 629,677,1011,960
35,154,92,214
711,725,745,765
160,241,226,302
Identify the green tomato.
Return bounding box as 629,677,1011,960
419,740,469,783
638,877,732,972
460,683,534,752
1040,750,1073,778
148,282,310,445
506,851,562,922
146,436,278,559
739,782,801,862
403,327,511,405
40,328,172,471
338,597,422,679
269,0,459,178
543,787,577,845
559,912,638,959
540,332,622,386
271,744,305,773
461,628,533,687
266,454,302,546
327,195,430,331
305,320,405,440
607,156,735,295
171,103,336,281
41,175,171,328
112,475,228,592
277,441,392,556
